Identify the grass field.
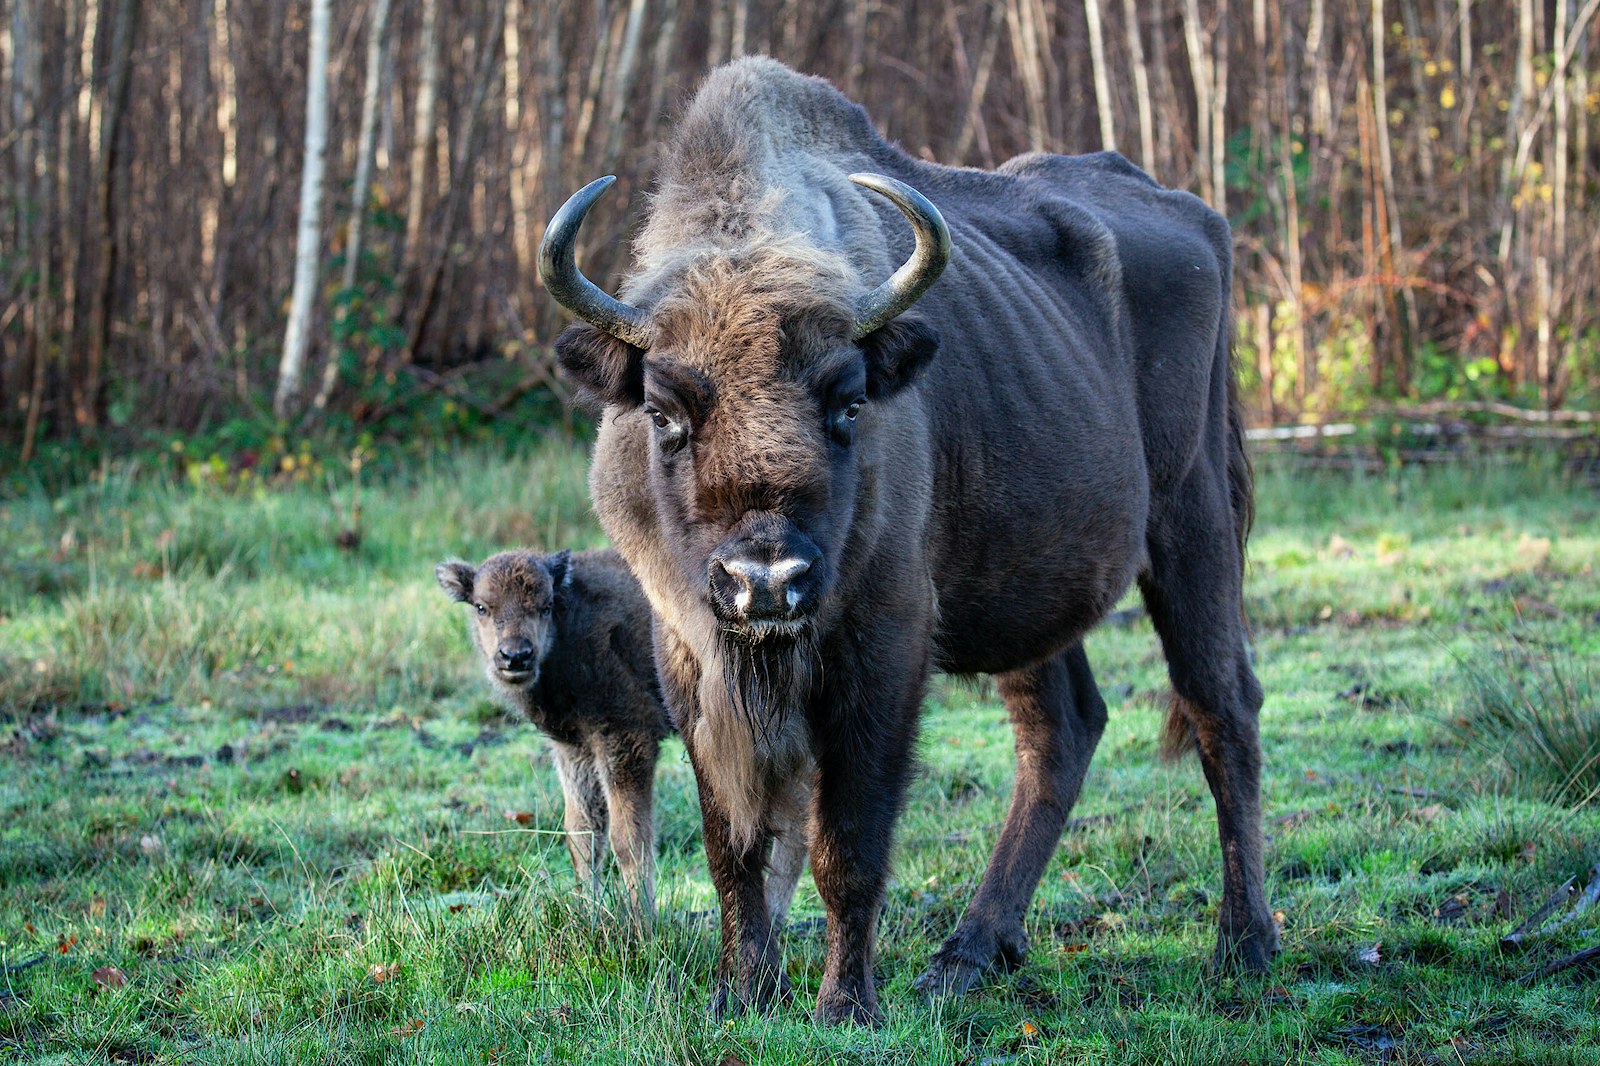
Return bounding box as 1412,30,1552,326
3,443,1599,1064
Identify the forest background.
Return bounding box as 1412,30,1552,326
3,0,1598,467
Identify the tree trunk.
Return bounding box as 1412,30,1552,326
80,0,141,432
401,0,440,280
314,0,394,412
1084,0,1117,151
274,0,331,419
1121,0,1155,171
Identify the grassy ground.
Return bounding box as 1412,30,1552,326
3,443,1599,1064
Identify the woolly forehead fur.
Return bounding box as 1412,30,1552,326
470,552,554,610
621,58,902,319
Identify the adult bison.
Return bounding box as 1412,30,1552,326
539,58,1274,1024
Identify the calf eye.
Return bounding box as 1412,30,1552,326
646,406,672,430
474,603,488,616
845,400,863,420
541,604,553,616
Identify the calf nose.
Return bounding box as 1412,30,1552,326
710,556,813,621
496,639,535,672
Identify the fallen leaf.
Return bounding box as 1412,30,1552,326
1357,941,1383,965
1408,804,1445,823
58,934,78,954
140,835,164,856
88,899,106,918
504,810,535,826
1021,1019,1040,1038
1513,533,1551,570
92,965,128,989
1272,909,1287,927
368,962,401,984
717,1055,747,1066
390,1018,425,1037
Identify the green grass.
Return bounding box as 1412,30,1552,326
4,445,1600,1064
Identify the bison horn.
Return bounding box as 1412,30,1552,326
848,173,952,339
538,175,654,349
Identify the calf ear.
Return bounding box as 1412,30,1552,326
555,324,644,411
435,561,476,602
860,317,940,400
544,549,574,594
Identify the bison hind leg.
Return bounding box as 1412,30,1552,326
1140,469,1279,973
915,643,1108,998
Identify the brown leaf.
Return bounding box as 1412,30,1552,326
390,1018,425,1038
717,1057,747,1066
92,965,128,989
57,934,78,954
504,810,535,826
1408,804,1445,823
368,962,401,984
88,899,107,918
1357,941,1383,965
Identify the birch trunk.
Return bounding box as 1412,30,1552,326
402,0,440,277
274,0,331,419
1121,0,1155,171
314,0,393,411
1084,0,1117,150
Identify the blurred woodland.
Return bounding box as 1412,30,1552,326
3,0,1599,460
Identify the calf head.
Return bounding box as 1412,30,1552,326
436,550,572,689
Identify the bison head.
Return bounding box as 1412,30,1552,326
542,175,948,643
436,550,571,688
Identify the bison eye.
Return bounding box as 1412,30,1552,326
845,399,864,420
541,603,552,616
474,603,488,616
643,404,687,452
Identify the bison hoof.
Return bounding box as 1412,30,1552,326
814,984,881,1027
914,924,1029,998
707,969,791,1020
1211,911,1281,974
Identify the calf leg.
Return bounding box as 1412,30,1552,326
916,643,1108,997
597,732,661,919
552,742,609,898
765,774,811,928
1140,469,1277,971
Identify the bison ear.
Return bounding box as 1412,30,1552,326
435,561,476,603
555,324,644,411
859,317,940,400
544,549,574,593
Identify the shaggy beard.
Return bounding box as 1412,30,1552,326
692,628,817,856
720,628,815,759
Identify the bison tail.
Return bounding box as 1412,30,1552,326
1225,341,1256,571
1159,691,1200,762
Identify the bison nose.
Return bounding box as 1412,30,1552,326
495,640,535,673
710,556,814,622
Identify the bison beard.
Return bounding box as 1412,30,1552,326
541,56,1277,1025
693,632,817,856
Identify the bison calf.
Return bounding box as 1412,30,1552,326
437,548,806,922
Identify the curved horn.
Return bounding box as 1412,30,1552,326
538,175,653,349
848,173,952,339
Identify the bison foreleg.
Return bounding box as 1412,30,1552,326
597,733,660,922
916,644,1107,997
552,743,610,899
808,661,926,1026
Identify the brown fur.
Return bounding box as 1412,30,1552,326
552,58,1274,1023
436,547,808,920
